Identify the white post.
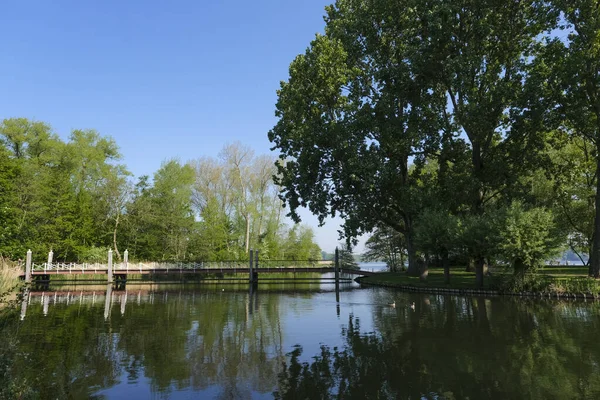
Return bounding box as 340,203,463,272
47,250,53,270
20,289,29,320
25,250,32,283
124,249,128,272
43,293,50,316
108,249,113,283
104,284,112,320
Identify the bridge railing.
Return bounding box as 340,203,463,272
30,260,332,272
25,249,352,275
32,262,109,273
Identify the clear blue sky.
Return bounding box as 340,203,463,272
0,0,365,253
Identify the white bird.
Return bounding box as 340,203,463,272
388,301,396,308
410,302,415,310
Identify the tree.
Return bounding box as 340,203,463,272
269,0,556,283
150,160,196,261
269,1,446,275
0,143,19,257
282,226,322,262
337,242,358,269
363,226,405,272
125,161,195,261
547,0,600,276
414,210,460,284
190,145,286,260
498,202,564,276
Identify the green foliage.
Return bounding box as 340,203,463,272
268,0,567,283
414,210,460,259
79,246,110,263
363,226,405,272
0,119,320,263
459,210,503,261
498,202,564,272
497,273,553,294
338,242,358,269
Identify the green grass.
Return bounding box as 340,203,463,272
360,267,500,290
538,265,588,276
359,264,599,294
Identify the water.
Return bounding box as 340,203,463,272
2,270,600,399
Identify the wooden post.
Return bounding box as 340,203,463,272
108,249,113,283
124,249,128,272
249,249,254,284
25,249,32,283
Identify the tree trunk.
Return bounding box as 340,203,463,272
589,144,600,277
475,257,485,288
406,232,419,276
465,257,475,272
244,214,250,254
442,248,450,284
113,214,121,261
400,251,405,272
514,257,526,279
419,255,429,281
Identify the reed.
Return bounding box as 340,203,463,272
0,256,21,299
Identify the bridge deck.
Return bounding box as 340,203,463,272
25,267,375,277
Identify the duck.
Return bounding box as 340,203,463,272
410,302,415,310
388,301,396,308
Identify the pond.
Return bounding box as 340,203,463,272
2,266,600,399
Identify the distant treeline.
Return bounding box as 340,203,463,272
0,118,321,262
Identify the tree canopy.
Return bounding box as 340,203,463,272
270,0,599,284
0,119,321,263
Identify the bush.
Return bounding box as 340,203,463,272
496,273,552,293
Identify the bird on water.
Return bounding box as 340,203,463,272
410,302,415,310
388,301,396,308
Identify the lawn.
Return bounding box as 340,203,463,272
359,264,596,293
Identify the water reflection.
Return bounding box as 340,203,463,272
3,284,600,399
276,294,600,400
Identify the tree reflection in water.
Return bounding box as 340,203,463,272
274,296,600,400
3,285,600,399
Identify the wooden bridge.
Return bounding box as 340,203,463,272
20,249,376,285
25,266,374,276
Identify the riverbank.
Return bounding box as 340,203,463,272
356,265,600,299
0,259,22,306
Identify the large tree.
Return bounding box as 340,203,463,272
548,0,600,276
269,0,445,275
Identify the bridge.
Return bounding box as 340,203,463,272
25,265,374,276
20,249,377,285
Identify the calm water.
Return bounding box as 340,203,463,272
2,264,600,399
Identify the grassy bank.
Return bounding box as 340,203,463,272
357,265,600,297
0,259,21,294
0,258,22,306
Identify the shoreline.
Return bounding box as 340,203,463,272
355,276,600,300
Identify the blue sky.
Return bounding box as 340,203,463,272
0,0,364,253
